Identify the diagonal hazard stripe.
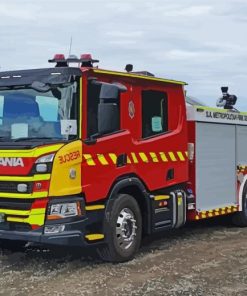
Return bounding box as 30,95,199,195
159,152,168,162
168,152,177,161
150,152,159,162
139,152,149,163
97,154,109,165
83,154,96,166
109,153,117,164
131,152,139,163
177,151,185,161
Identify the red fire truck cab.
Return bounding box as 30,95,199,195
0,54,246,262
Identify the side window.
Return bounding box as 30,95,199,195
0,96,3,125
87,81,120,137
142,90,168,138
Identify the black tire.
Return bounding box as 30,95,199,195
232,185,247,227
97,193,142,262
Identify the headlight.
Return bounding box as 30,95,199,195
47,202,82,220
35,153,55,173
36,153,55,163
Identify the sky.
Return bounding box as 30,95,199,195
0,0,246,109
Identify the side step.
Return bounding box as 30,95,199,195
151,190,186,233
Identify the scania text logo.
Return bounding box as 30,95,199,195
0,157,24,167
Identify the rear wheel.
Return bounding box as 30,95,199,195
97,193,142,262
232,186,247,226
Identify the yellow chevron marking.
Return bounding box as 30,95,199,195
185,151,188,157
109,153,117,164
154,195,170,201
97,154,109,165
159,152,168,162
83,154,96,166
150,152,159,162
139,152,149,163
85,205,105,211
177,151,185,161
131,153,139,163
168,152,177,161
127,156,132,164
85,234,104,241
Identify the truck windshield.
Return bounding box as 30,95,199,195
0,82,78,141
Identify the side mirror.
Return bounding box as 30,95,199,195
31,81,51,92
98,103,119,135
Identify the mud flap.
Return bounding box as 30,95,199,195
172,191,186,228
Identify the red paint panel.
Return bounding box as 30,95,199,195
0,157,35,176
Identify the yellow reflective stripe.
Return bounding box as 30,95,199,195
83,154,96,166
159,152,168,162
127,156,132,164
93,69,186,85
5,208,46,226
97,154,109,165
0,191,48,199
109,153,117,164
85,205,105,211
139,152,148,163
33,144,64,157
0,209,30,216
0,144,63,158
0,174,50,182
168,152,177,161
177,151,185,161
154,195,170,201
185,151,188,157
85,234,104,241
131,153,138,163
150,152,159,162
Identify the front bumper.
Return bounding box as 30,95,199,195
0,209,105,247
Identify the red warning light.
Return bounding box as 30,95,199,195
54,54,66,60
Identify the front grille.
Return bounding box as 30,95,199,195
0,181,33,194
0,222,31,232
0,198,33,210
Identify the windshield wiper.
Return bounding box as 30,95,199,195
13,137,63,142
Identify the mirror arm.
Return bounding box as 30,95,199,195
83,133,99,145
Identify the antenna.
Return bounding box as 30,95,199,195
68,36,73,56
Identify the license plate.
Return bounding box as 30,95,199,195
0,213,5,223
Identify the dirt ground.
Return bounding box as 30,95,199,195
0,218,246,296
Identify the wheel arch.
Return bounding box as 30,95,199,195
238,175,247,211
105,175,152,235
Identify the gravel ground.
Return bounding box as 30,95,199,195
0,218,246,296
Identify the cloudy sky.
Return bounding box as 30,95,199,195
0,0,246,108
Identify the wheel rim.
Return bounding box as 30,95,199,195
116,208,137,250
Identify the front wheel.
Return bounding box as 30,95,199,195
97,193,142,262
232,186,247,226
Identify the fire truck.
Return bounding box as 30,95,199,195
0,54,246,262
